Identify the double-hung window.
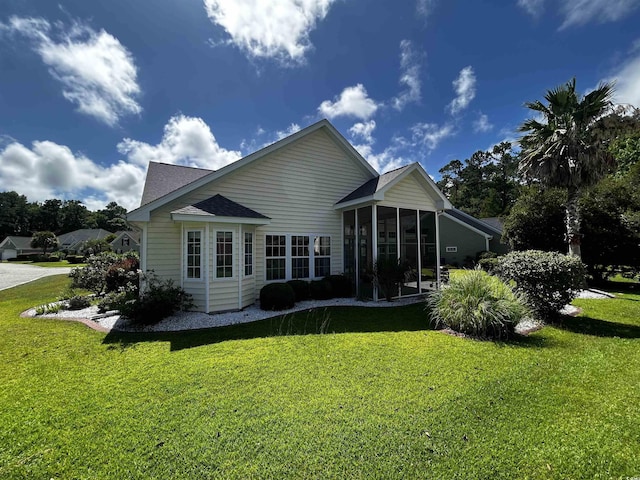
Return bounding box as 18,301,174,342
185,230,202,280
314,236,331,277
291,236,310,279
244,232,253,276
216,231,233,278
266,235,286,280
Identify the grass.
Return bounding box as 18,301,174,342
4,260,85,268
1,275,639,478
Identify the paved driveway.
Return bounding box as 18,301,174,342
0,263,73,292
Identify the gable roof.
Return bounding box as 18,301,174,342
0,236,34,250
172,194,269,219
479,217,504,234
335,163,452,210
444,209,502,237
58,229,113,247
141,162,213,206
128,119,379,222
110,230,141,245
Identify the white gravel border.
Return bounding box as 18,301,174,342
23,288,614,334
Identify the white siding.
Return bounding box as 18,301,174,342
145,129,374,311
382,173,438,211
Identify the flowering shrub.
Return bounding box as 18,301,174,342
105,256,140,293
70,252,139,295
496,250,586,319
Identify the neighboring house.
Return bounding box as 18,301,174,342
110,230,141,254
439,209,510,266
128,119,454,313
58,229,113,253
0,236,39,260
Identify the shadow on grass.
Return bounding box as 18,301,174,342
553,315,640,339
102,303,435,351
590,280,639,294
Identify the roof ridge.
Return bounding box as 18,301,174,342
380,163,413,176
149,161,214,172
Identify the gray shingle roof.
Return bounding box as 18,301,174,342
0,236,35,250
58,229,113,247
479,217,504,234
445,209,502,236
337,164,412,204
140,162,213,206
172,194,269,219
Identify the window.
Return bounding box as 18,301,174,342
291,235,310,278
314,236,331,277
244,232,253,276
186,230,202,279
266,235,286,280
445,246,458,253
216,231,233,278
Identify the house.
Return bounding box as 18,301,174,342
0,236,40,260
58,229,113,253
128,119,456,313
110,230,141,254
439,209,510,266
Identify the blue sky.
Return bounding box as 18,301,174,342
1,0,639,210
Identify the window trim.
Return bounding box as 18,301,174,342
214,230,234,280
264,233,332,282
184,229,204,282
244,231,253,277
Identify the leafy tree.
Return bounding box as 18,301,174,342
31,231,58,255
92,201,129,232
519,78,617,258
503,187,566,252
60,200,90,233
0,191,31,240
33,199,63,233
80,238,112,255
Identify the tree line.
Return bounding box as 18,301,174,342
437,78,640,281
0,193,130,242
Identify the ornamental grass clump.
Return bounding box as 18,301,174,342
427,269,530,339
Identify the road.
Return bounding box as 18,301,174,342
0,263,73,292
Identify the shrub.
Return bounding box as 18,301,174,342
66,255,85,264
118,275,193,325
287,280,310,302
476,250,498,261
374,257,410,302
496,250,586,319
260,282,296,311
427,270,530,339
67,295,91,311
326,274,353,298
309,279,333,300
105,257,140,293
478,257,500,274
70,252,138,295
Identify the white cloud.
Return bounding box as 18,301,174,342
117,115,241,170
518,0,640,27
447,66,476,115
204,0,336,65
559,0,640,29
392,40,422,111
0,116,242,210
473,113,494,133
517,0,545,17
607,48,640,107
1,16,141,126
274,123,302,141
416,0,436,18
349,121,376,145
0,140,145,210
318,84,380,120
411,123,455,150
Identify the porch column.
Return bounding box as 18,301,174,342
372,204,378,302
435,211,442,288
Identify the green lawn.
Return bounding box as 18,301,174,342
4,260,85,268
1,276,639,479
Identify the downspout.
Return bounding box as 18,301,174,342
435,210,442,288
205,223,210,313
372,204,378,302
238,224,242,311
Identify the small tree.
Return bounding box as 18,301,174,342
30,231,58,255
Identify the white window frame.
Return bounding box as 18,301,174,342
265,234,287,281
184,229,204,281
313,235,331,278
244,232,253,277
214,230,234,279
264,234,332,282
291,235,310,279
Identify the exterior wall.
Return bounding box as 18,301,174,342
144,129,375,311
382,173,438,210
439,216,488,267
489,237,511,255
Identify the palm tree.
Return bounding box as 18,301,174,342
519,78,615,258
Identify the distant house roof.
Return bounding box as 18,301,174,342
444,209,502,237
337,165,412,204
479,217,504,234
0,236,36,250
58,229,113,248
111,230,141,245
140,162,213,206
172,194,270,220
